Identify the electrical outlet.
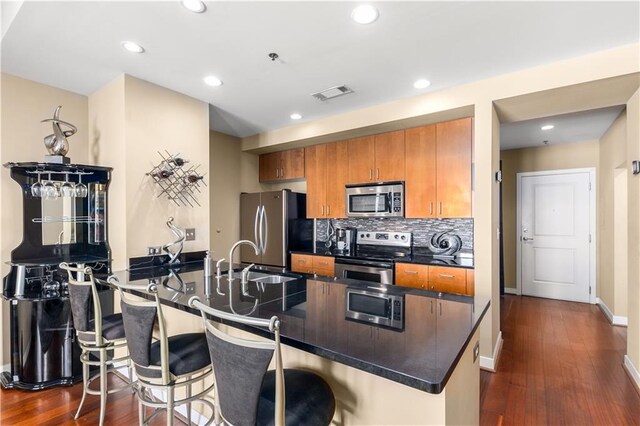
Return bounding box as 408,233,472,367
185,228,196,241
147,246,161,255
473,341,480,363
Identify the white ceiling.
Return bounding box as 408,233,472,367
2,2,638,138
500,106,625,151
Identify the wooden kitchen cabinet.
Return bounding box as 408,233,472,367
259,148,304,182
347,131,405,184
395,263,474,296
395,263,430,289
291,253,335,277
405,118,472,218
435,118,472,217
305,141,348,218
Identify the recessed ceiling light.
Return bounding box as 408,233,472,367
181,0,206,13
290,113,302,120
414,79,431,89
351,5,379,24
121,41,145,54
541,124,555,130
203,75,222,87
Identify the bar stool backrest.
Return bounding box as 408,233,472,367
109,277,171,384
59,262,103,345
190,297,286,426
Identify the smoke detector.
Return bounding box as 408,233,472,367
311,85,354,101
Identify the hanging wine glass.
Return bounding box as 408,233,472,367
43,173,59,200
75,173,88,198
31,172,43,197
60,173,75,197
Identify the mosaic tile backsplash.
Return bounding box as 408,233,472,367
316,218,474,250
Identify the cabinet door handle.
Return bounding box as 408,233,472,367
439,274,455,278
276,168,279,178
439,202,443,215
321,205,324,216
430,300,434,314
369,169,373,180
404,270,418,275
319,261,328,266
430,202,434,215
439,302,442,316
281,168,284,177
376,168,380,180
327,205,330,216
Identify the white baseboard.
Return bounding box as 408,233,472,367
624,355,640,391
114,361,211,425
480,331,503,372
504,287,520,295
596,298,628,326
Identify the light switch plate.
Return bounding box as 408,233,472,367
473,341,480,363
185,228,196,241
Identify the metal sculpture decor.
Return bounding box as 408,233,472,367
41,105,77,163
146,151,206,207
426,230,463,257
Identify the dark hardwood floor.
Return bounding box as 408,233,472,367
0,374,178,425
481,295,640,426
2,295,639,425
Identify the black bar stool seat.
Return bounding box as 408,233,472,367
135,333,212,379
79,312,127,341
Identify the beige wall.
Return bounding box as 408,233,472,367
500,139,600,290
240,43,640,366
89,75,210,270
626,88,640,374
0,73,90,365
598,111,628,316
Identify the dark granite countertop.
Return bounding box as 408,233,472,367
290,248,474,269
103,264,488,394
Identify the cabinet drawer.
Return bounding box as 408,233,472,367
312,256,335,277
395,263,429,289
429,266,467,294
291,254,314,274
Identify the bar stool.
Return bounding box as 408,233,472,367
109,276,215,426
59,262,133,426
190,296,336,426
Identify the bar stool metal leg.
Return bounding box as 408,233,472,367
167,386,175,426
99,348,107,426
75,353,89,419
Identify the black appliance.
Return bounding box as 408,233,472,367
334,231,412,284
345,287,404,330
1,162,113,390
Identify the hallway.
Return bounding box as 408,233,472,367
480,295,640,425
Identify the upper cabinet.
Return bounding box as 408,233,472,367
347,131,405,184
305,141,348,218
405,118,472,218
259,148,305,182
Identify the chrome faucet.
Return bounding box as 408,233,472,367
228,240,259,281
215,258,225,279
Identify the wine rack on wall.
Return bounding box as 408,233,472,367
146,151,206,207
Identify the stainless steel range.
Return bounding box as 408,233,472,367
334,231,412,284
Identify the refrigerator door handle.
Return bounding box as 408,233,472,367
254,205,260,248
261,205,268,254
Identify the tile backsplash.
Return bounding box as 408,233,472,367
316,218,474,250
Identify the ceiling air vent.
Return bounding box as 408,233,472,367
311,85,354,101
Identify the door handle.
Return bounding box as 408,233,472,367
327,205,330,216
522,237,534,241
321,205,324,216
404,270,418,275
261,206,268,253
376,168,380,180
430,202,434,215
281,168,284,177
254,205,260,248
369,169,373,180
439,274,455,278
258,205,264,253
276,168,279,178
439,202,443,215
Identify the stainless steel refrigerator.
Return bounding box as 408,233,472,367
240,190,312,267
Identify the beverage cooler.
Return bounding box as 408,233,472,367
1,162,113,390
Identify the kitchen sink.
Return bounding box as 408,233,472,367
251,275,297,284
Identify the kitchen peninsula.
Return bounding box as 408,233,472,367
106,263,489,425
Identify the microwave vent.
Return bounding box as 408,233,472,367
311,85,354,101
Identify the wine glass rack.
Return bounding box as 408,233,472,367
146,151,206,207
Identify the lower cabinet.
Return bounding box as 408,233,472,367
291,254,335,277
395,263,474,296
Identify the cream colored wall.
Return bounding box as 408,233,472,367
240,43,640,364
626,88,640,374
500,139,600,290
598,111,628,316
88,75,210,269
0,73,89,365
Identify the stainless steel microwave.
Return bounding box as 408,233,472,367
345,182,404,218
345,287,404,330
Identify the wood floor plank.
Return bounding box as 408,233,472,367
481,295,640,426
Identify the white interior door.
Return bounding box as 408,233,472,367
518,171,593,303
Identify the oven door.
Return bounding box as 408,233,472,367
334,259,394,284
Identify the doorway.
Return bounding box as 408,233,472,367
516,168,596,303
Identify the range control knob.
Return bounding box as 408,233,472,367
366,233,370,238
401,235,406,240
394,235,399,239
360,234,365,238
